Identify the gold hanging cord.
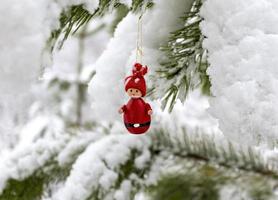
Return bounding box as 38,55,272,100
136,13,144,64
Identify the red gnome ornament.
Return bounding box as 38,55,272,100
118,63,152,134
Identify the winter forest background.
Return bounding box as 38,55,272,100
1,0,278,199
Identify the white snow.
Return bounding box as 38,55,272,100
135,148,151,169
52,135,152,200
0,0,60,153
99,169,119,190
154,90,220,136
57,131,103,167
201,0,278,147
219,185,252,200
0,116,69,193
2,1,277,200
119,0,132,8
114,180,132,200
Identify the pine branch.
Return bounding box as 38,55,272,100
147,129,278,200
108,4,129,35
158,0,210,112
0,159,71,200
147,162,276,200
151,128,277,177
47,4,99,51
47,0,153,51
1,126,278,200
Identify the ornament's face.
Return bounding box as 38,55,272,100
127,88,142,98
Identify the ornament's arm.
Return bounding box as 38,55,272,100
145,103,152,115
118,105,127,114
145,103,152,111
121,105,127,112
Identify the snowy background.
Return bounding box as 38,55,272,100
1,0,278,199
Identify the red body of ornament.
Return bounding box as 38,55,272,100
121,98,151,134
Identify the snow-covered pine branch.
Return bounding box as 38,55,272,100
52,135,153,200
157,0,210,112
2,114,278,199
201,0,278,147
48,0,154,50
2,0,278,199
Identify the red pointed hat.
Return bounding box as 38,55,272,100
125,63,148,97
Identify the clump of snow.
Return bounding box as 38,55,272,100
119,0,132,8
135,148,151,169
143,151,176,186
219,185,252,200
99,169,119,190
114,180,132,200
200,0,278,147
57,131,103,167
154,90,220,136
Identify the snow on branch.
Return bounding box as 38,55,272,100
0,116,68,193
201,0,278,147
53,135,152,200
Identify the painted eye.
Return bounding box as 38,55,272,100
130,89,133,92
136,90,138,93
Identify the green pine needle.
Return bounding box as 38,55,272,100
47,0,153,51
158,0,210,112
